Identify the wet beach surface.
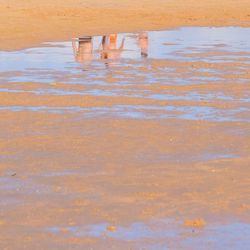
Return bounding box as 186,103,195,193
0,27,250,249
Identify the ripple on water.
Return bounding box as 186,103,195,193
0,27,249,122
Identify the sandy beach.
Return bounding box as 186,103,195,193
0,1,250,249
0,0,250,50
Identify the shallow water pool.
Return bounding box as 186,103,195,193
0,27,250,122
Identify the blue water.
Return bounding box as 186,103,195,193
0,27,249,122
47,219,250,250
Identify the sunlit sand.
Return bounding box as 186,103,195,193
0,1,250,249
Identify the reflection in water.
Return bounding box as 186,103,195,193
72,36,93,63
100,34,125,60
1,27,249,122
139,32,149,58
72,32,148,66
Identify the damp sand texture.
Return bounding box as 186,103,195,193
0,27,250,249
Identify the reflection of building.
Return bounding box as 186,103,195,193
72,37,93,63
139,32,148,58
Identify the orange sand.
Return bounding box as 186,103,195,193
0,1,250,249
0,0,250,50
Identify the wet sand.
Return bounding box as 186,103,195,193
0,113,250,249
0,7,250,250
0,0,250,50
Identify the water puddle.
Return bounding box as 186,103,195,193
1,27,249,249
0,27,250,122
47,219,250,249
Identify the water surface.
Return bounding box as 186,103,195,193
0,27,249,122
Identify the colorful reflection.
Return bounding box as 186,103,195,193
72,32,148,66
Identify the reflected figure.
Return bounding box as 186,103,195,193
72,37,93,63
100,34,125,61
138,32,148,58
